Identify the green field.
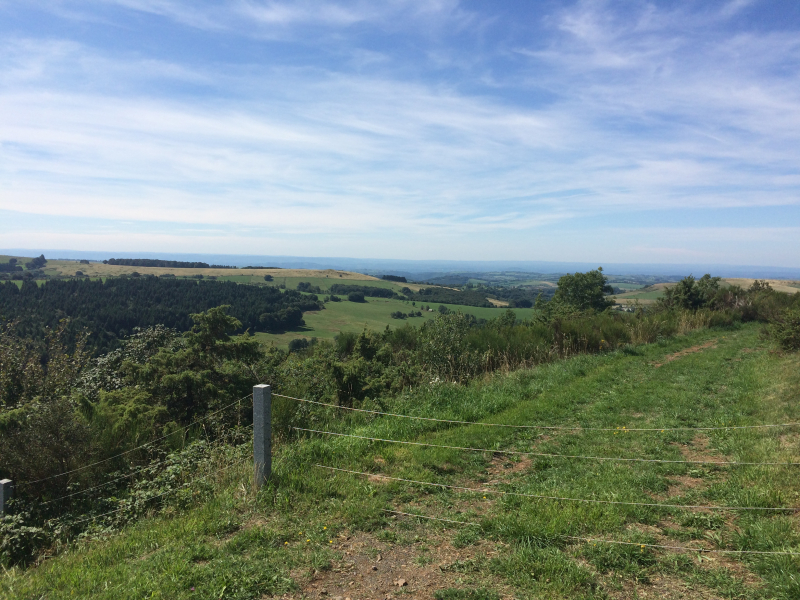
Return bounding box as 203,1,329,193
613,290,665,300
611,284,669,304
608,282,646,291
7,323,800,599
214,275,400,290
254,298,537,347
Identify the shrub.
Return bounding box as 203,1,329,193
770,308,800,351
677,309,711,335
0,512,49,567
288,338,310,352
348,292,365,302
297,282,322,293
419,313,481,383
661,274,721,310
627,315,664,345
709,310,741,329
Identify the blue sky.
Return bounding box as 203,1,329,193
1,0,799,266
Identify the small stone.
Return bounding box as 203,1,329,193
395,578,407,587
377,554,382,561
371,566,378,571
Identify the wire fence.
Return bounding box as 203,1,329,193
274,387,800,558
274,392,800,432
38,423,256,508
8,385,800,562
318,464,796,512
383,510,800,556
19,393,252,487
294,427,800,467
69,440,253,527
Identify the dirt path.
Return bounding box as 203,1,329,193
653,339,717,367
276,530,510,600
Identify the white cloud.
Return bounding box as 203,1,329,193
1,2,799,264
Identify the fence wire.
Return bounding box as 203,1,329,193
20,393,252,486
384,509,800,556
319,464,796,512
296,427,800,467
275,392,800,432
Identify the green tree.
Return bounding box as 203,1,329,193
124,306,262,424
662,274,721,310
553,267,614,311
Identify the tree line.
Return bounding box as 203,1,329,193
103,258,235,269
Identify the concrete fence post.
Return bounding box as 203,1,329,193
0,479,12,516
253,384,272,488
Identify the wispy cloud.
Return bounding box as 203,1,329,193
1,1,799,265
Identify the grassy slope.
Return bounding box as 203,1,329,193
42,260,379,281
254,299,536,347
6,322,800,599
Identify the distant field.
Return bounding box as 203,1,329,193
723,278,800,294
611,282,671,304
608,282,646,291
42,260,379,281
514,279,557,287
6,258,799,314
253,298,536,348
612,289,665,300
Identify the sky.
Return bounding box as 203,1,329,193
1,0,799,267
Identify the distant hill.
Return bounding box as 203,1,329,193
4,249,800,279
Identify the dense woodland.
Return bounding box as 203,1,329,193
0,278,321,353
104,258,234,269
1,268,799,566
328,283,395,298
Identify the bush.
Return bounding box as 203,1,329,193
297,282,322,293
288,338,310,352
770,308,800,351
348,292,366,302
0,512,49,567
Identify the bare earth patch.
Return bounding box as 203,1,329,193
486,454,533,478
676,434,726,464
603,574,725,600
654,340,718,368
486,298,509,307
271,530,512,600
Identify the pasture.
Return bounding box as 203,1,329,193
254,298,537,347
41,259,379,282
